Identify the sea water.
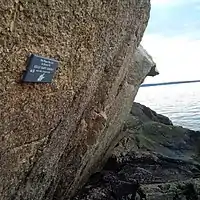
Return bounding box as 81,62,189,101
135,82,200,131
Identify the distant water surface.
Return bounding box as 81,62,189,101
135,82,200,131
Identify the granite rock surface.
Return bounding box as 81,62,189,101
0,1,152,199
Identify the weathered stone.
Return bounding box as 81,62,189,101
130,102,173,125
0,1,152,200
73,103,200,200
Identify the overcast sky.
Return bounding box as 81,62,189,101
142,0,200,83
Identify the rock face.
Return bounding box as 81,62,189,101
74,103,200,200
130,102,173,126
0,1,153,200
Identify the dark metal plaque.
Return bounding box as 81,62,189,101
22,54,58,83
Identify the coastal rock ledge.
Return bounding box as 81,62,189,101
0,1,153,200
74,103,200,200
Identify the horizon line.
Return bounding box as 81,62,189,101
141,80,200,87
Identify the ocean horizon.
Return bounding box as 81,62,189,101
135,82,200,131
141,80,200,87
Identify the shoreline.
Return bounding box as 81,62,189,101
73,102,200,200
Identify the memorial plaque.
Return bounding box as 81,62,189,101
22,54,58,83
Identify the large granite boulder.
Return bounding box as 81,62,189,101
0,1,153,200
74,103,200,200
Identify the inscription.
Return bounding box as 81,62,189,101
22,54,58,83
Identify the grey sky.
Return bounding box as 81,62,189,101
142,0,200,83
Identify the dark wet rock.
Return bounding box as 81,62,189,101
130,102,173,125
73,103,200,200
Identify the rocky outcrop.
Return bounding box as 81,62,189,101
74,103,200,200
0,1,153,200
130,102,173,125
